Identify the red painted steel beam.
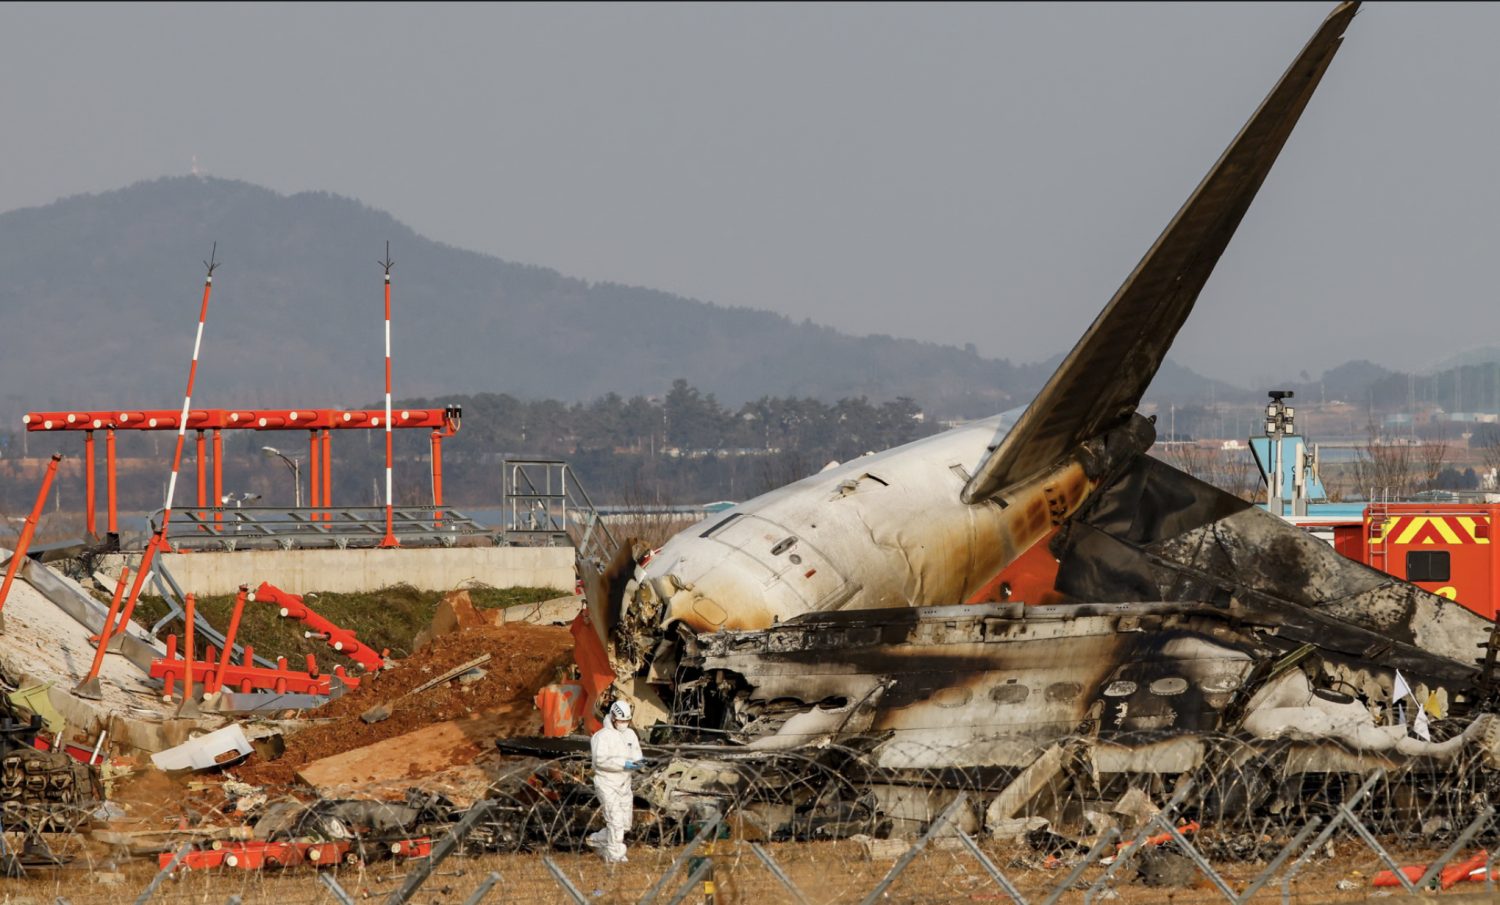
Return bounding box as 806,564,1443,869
27,407,446,431
0,454,63,616
150,653,359,696
253,582,385,671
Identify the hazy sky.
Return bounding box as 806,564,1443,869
2,2,1495,387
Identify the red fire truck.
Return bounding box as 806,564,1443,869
1329,502,1498,619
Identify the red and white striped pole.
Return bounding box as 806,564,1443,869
378,244,399,547
101,247,220,657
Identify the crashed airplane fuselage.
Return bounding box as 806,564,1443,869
578,1,1500,775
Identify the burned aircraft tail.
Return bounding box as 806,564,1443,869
963,2,1359,503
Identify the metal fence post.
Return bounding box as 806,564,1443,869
662,858,715,905
639,813,723,905
1415,805,1494,891
751,842,814,905
858,792,971,905
133,842,191,905
1233,816,1322,905
956,828,1030,905
544,856,590,905
1339,803,1419,895
387,800,495,905
319,872,357,905
462,872,504,905
1084,778,1197,905
1282,770,1386,905
1155,813,1239,903
1039,828,1121,905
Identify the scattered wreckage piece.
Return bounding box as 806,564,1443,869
150,724,254,774
0,711,102,839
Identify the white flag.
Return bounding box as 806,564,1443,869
1393,670,1414,705
1413,705,1432,741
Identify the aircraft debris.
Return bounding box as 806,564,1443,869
150,724,254,774
524,1,1500,851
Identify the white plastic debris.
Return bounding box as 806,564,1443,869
149,724,254,772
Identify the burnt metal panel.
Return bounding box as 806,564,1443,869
1053,454,1490,675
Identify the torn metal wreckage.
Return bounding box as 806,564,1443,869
527,0,1500,844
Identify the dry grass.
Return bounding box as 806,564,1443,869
6,835,1447,904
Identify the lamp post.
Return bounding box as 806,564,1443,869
260,447,301,507
220,492,260,535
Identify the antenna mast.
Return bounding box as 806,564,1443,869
379,243,399,547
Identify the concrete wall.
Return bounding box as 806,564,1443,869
147,547,575,597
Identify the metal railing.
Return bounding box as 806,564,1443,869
149,505,496,551
504,459,618,561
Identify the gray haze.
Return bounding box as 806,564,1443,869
1,3,1494,387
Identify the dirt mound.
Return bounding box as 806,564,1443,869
233,622,574,786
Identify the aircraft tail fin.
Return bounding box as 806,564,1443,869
963,2,1358,504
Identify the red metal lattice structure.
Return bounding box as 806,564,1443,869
21,405,460,540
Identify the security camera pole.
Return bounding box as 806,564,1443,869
78,247,219,700
379,243,398,547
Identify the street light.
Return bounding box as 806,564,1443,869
260,447,302,508
220,492,260,534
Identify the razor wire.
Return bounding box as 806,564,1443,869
15,730,1500,903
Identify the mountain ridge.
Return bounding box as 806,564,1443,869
1,175,1237,423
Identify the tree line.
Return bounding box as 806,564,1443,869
0,381,939,516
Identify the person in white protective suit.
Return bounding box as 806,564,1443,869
587,700,644,863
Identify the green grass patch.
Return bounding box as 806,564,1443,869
124,584,568,665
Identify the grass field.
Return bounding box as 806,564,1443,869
114,583,570,665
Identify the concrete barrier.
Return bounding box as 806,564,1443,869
136,547,575,597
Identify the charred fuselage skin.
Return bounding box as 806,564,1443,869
681,601,1493,771
599,413,1153,667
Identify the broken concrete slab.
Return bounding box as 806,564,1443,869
498,594,585,627
412,589,487,651
137,546,575,596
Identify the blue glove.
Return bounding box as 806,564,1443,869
623,760,642,771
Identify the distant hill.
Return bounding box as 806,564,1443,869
0,176,1227,424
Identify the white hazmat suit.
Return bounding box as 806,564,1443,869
588,703,643,863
